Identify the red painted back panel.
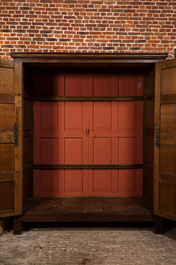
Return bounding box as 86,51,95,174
33,74,143,197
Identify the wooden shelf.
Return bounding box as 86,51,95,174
33,164,143,170
22,197,154,223
31,96,144,102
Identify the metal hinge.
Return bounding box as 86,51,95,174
156,125,160,148
14,124,18,147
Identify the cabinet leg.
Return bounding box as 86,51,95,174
13,216,22,235
154,215,164,234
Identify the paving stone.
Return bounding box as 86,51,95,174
0,225,176,265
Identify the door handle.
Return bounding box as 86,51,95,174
85,129,90,137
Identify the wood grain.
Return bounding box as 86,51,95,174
22,197,153,222
143,71,155,203
33,164,144,170
14,60,23,216
0,63,16,218
154,58,176,222
153,62,161,216
11,53,168,64
32,96,144,101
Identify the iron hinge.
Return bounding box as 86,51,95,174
14,124,18,147
156,125,160,148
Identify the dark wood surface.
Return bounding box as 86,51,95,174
22,197,153,223
31,96,144,102
14,60,23,216
143,71,155,202
160,94,176,104
8,53,176,227
0,61,16,218
33,164,144,170
154,58,176,222
11,53,168,63
154,215,164,234
13,216,22,235
23,97,33,202
0,93,14,104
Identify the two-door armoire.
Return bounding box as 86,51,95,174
0,53,176,234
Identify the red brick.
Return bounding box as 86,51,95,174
0,0,175,60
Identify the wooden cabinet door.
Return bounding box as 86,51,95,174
154,58,176,221
0,60,23,218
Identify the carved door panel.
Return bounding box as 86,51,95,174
154,58,176,221
0,60,23,218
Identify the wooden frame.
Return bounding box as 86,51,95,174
9,52,169,234
11,52,168,63
0,59,23,219
154,58,176,223
14,61,23,216
153,62,161,216
33,164,143,170
31,96,144,101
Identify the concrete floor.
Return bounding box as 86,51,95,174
0,223,176,265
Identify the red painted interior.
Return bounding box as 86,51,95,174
33,74,143,197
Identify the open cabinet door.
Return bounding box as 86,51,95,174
154,58,176,222
0,60,23,218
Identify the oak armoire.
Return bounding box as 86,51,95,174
0,53,176,234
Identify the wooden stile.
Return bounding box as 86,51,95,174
0,60,23,219
154,58,176,222
0,61,15,217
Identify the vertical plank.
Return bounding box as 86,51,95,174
0,60,16,218
14,60,23,215
154,59,176,222
153,62,161,216
33,102,41,164
112,102,118,193
58,102,65,193
143,71,155,201
83,102,89,194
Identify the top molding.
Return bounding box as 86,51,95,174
10,53,168,64
0,59,14,68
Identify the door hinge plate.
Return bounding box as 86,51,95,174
156,125,160,148
14,124,18,147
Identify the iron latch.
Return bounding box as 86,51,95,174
156,125,160,148
14,124,18,147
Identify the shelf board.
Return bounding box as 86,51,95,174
22,197,153,223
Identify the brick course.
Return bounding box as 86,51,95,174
0,0,176,60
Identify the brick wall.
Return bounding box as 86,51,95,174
0,0,176,60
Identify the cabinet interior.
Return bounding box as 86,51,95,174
23,63,155,213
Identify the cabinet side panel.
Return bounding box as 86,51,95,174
143,70,155,202
23,66,33,202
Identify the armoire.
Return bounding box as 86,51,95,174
0,53,176,234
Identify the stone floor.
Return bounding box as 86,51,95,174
0,223,176,265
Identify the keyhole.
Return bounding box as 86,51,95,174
85,129,90,137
